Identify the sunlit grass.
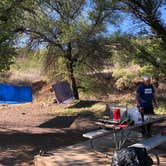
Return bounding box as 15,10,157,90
155,107,166,115
48,97,166,118
46,101,105,118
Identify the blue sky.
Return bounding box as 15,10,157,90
17,3,166,47
107,6,166,36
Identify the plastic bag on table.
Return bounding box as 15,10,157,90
111,147,153,166
127,107,142,124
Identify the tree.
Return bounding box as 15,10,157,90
109,33,166,77
120,0,166,45
21,0,119,99
112,1,166,77
0,0,35,72
0,0,17,72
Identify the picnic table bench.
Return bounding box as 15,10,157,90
129,133,166,151
129,133,166,165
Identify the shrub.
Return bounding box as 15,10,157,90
112,65,140,90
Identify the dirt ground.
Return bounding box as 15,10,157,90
0,102,166,166
0,102,96,166
0,81,165,166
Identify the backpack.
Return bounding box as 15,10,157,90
111,147,153,166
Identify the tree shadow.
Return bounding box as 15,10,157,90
68,100,100,108
77,110,96,119
38,116,77,128
0,127,88,166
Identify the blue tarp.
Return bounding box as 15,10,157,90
0,84,32,104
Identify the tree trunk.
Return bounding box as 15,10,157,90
68,61,79,99
66,42,79,99
147,17,166,45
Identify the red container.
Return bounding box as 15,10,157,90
113,108,121,121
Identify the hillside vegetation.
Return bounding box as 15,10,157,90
1,52,165,116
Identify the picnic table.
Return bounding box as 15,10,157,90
83,114,166,165
83,115,166,150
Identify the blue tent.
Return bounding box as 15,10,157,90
0,84,32,104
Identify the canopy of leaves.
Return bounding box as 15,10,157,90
22,0,119,78
109,33,166,77
118,0,166,45
0,0,35,72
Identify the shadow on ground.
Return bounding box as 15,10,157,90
0,128,88,166
38,116,77,128
0,115,96,166
68,100,100,108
